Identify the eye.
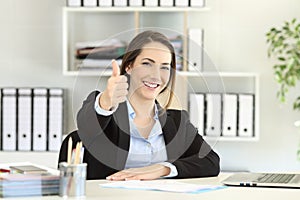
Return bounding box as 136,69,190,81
161,66,170,70
142,62,152,67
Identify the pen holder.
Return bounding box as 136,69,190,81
59,162,87,198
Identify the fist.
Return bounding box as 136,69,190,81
100,60,128,110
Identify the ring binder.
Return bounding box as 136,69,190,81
18,88,32,151
1,88,17,151
32,88,48,151
48,88,64,151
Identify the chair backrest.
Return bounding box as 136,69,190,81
58,130,81,167
58,130,117,179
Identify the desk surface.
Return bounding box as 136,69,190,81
1,173,300,200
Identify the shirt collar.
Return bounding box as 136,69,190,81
126,100,159,120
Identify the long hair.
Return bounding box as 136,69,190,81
120,30,176,109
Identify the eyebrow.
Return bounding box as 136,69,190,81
142,58,171,66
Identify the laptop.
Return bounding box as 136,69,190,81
222,172,300,188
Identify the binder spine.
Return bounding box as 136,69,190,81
17,88,33,151
0,89,2,150
0,87,65,152
1,88,17,151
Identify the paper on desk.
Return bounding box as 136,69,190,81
101,180,226,193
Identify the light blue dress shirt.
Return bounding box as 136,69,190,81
94,93,178,177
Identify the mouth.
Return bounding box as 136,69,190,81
143,81,160,89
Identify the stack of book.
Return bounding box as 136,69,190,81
0,165,60,198
169,36,183,71
75,38,126,70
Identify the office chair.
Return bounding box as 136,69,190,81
58,130,116,180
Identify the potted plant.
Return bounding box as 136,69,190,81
266,18,300,110
266,18,300,160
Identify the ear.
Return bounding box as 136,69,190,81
125,65,132,75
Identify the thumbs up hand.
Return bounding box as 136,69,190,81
99,60,128,111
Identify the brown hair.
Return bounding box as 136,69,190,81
120,30,176,109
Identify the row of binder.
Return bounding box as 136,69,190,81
67,0,205,7
0,88,65,151
189,93,255,138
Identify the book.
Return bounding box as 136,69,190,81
0,173,59,197
9,165,48,175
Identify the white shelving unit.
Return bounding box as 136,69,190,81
176,72,260,142
62,6,209,76
61,7,259,142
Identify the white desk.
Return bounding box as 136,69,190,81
1,173,300,200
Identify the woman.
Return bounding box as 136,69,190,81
60,30,220,180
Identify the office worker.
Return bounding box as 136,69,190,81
60,30,220,180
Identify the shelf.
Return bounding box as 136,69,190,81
62,6,209,76
63,69,112,76
204,136,259,142
63,69,258,77
177,71,258,77
63,6,210,13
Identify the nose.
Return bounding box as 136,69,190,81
149,65,161,80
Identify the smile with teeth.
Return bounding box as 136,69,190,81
143,81,160,89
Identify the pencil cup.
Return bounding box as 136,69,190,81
59,162,87,197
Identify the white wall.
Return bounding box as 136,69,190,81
197,0,300,172
0,0,299,171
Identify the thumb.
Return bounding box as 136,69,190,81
111,59,120,77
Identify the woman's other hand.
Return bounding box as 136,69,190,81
106,164,171,181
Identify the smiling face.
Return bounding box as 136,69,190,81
126,42,172,102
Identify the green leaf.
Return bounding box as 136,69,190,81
266,18,300,111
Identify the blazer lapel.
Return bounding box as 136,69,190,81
158,108,182,162
113,102,130,170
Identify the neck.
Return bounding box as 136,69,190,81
128,95,155,118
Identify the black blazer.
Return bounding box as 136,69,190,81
59,91,220,180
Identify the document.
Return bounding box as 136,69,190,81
188,28,203,71
222,94,238,137
2,88,17,151
189,93,205,136
18,88,32,151
129,0,142,7
48,88,64,151
160,0,174,7
32,88,48,151
205,93,221,137
238,94,254,137
101,180,226,193
99,0,112,7
190,0,205,7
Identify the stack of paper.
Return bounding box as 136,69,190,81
75,38,126,70
0,173,60,198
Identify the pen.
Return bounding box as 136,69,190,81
67,137,72,165
74,141,82,164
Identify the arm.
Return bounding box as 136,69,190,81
77,60,128,147
168,110,220,178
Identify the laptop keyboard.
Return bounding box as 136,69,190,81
257,174,295,183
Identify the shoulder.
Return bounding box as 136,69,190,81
86,90,100,100
165,109,190,122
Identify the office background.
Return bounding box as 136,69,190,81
0,0,299,172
